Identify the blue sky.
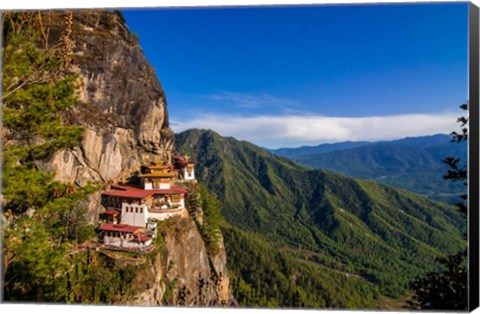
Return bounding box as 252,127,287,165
122,3,468,148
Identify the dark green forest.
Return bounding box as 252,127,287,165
1,12,103,301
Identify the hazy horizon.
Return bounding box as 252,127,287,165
175,127,454,150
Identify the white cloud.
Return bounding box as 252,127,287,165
172,112,461,148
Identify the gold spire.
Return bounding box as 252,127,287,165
155,156,163,165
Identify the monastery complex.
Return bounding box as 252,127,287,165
96,155,196,251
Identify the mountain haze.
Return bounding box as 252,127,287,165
269,134,467,203
175,129,465,308
268,140,372,157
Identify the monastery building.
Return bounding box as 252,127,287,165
97,155,195,250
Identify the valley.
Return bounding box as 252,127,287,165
268,134,467,204
175,129,466,308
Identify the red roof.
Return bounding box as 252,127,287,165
163,186,188,194
101,184,188,199
99,223,142,233
173,156,195,165
131,233,152,243
103,210,119,216
102,187,153,199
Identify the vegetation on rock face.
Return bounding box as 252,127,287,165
197,185,223,253
184,183,223,253
2,12,99,302
175,129,466,308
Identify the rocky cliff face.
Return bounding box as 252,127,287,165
44,10,174,186
35,10,235,306
127,217,234,306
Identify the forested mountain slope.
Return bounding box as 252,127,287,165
269,134,467,203
176,129,466,308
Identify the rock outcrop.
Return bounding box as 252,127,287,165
34,10,235,306
126,217,234,306
44,10,174,186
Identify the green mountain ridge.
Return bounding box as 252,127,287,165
268,134,464,157
175,129,466,308
268,134,467,204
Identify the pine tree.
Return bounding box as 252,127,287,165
2,12,98,302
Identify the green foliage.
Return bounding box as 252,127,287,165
442,102,468,214
285,135,467,205
131,31,140,43
450,103,469,143
408,103,469,310
162,277,179,304
1,12,99,302
175,129,466,308
113,9,126,24
3,13,84,162
185,182,224,254
63,251,139,304
408,251,467,310
2,181,98,301
224,226,380,308
199,185,222,253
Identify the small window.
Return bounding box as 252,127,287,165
135,208,139,213
140,208,143,214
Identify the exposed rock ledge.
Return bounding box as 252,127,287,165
125,217,235,306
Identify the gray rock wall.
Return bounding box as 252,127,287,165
44,11,174,185
36,10,235,306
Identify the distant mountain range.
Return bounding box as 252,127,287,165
176,129,465,308
268,134,467,204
